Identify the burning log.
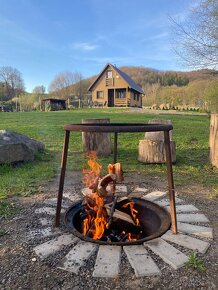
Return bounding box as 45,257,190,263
104,204,135,225
97,174,116,196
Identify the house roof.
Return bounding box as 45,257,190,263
88,63,144,94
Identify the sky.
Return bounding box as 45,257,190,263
0,0,198,92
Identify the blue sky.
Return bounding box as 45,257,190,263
0,0,198,92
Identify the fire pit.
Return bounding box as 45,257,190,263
55,122,178,240
64,198,171,245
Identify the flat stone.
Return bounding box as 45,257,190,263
162,231,210,254
132,187,149,193
115,185,127,193
44,198,71,208
59,242,97,274
38,218,52,226
165,204,199,213
34,234,78,259
177,213,209,223
177,222,213,239
145,238,188,269
154,197,183,207
142,191,167,201
123,245,160,277
28,227,61,239
63,192,81,202
35,207,65,216
93,246,121,278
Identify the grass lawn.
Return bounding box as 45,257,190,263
0,108,217,204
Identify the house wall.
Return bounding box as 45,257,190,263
91,67,131,107
130,91,142,107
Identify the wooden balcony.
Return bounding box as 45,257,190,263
114,98,127,107
106,78,114,86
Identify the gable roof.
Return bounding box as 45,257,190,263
88,63,144,94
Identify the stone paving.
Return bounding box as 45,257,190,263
30,187,213,278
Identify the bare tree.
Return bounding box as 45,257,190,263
48,71,83,99
171,0,218,69
32,85,46,110
0,66,25,101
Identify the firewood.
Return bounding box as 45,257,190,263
97,174,116,196
104,204,135,225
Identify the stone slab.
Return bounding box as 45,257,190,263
177,213,209,223
63,192,81,202
142,191,167,201
165,204,199,213
34,234,78,259
145,238,188,269
44,198,71,208
115,185,128,193
177,222,213,239
154,197,183,207
28,227,60,239
59,242,97,274
93,246,121,278
132,187,149,193
162,231,210,254
38,217,52,226
35,207,65,216
123,245,161,277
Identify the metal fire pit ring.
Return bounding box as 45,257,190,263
55,122,178,236
64,198,171,246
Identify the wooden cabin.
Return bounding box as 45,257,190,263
88,63,143,107
41,98,66,111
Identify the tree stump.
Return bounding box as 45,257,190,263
82,118,112,156
209,114,218,168
138,119,176,163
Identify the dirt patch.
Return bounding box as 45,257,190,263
0,172,217,290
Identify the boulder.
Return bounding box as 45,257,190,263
0,130,45,164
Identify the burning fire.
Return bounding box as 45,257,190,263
81,151,141,242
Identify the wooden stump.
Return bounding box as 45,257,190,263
82,118,112,156
138,119,176,163
209,114,218,168
138,139,176,163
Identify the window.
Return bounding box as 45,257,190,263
96,91,103,99
116,89,126,98
106,71,113,78
134,92,139,101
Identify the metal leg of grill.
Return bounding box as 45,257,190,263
55,130,70,227
164,131,177,234
114,132,118,163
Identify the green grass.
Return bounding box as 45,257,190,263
186,251,206,272
0,108,217,204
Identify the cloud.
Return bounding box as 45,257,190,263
72,42,99,51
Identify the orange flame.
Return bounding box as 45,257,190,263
122,202,140,226
82,152,108,240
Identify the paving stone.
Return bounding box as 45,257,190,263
93,245,121,278
177,213,209,223
162,231,210,254
63,192,81,202
34,234,78,259
145,238,188,269
28,227,61,239
177,222,213,239
123,245,160,277
165,204,199,213
35,207,65,216
142,191,167,201
38,217,52,226
154,197,183,207
115,185,128,193
44,198,71,208
132,187,149,193
59,242,97,274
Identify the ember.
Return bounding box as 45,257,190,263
81,151,142,242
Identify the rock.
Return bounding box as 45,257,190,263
0,130,44,164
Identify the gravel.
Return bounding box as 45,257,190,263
0,172,217,290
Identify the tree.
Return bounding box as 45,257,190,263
0,66,25,101
171,0,218,69
32,85,46,95
32,85,46,111
48,71,83,99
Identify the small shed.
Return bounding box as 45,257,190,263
41,98,66,111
